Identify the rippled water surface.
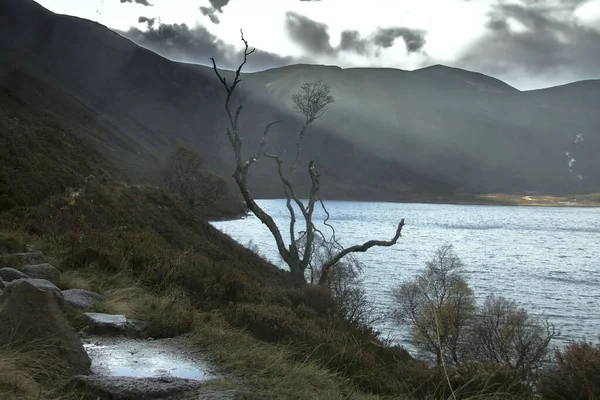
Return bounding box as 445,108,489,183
212,200,600,349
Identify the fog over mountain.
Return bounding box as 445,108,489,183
1,0,599,200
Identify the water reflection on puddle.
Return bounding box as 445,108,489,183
84,338,215,381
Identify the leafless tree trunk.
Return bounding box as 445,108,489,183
210,30,405,286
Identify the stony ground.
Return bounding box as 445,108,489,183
0,248,253,400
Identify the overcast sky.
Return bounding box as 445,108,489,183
34,0,600,90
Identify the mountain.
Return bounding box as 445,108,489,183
1,0,598,200
0,0,454,201
242,64,600,194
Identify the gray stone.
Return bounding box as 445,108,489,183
4,278,63,299
15,251,45,264
68,375,204,399
76,312,146,338
0,267,29,282
0,276,5,289
62,289,104,309
21,263,61,285
0,278,90,375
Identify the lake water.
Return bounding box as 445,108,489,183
212,200,600,350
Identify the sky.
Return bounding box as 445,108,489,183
34,0,600,90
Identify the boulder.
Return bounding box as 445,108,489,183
76,313,146,338
0,278,90,375
3,278,63,298
21,263,61,285
0,276,5,289
15,251,46,265
0,267,29,282
62,289,104,309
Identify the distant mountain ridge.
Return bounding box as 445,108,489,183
1,0,598,199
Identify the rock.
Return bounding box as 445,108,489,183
0,278,90,375
76,313,146,338
0,276,5,289
15,251,46,265
62,289,104,309
69,376,204,399
3,278,63,299
0,267,29,282
21,263,61,285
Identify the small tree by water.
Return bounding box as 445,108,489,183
391,244,476,366
391,244,555,382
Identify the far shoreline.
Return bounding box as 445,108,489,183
248,193,600,208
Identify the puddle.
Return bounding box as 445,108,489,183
83,337,217,381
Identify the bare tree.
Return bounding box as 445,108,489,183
291,81,334,167
163,146,227,210
391,245,476,365
210,31,404,286
296,233,380,326
468,294,555,382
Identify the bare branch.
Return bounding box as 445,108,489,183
318,219,405,285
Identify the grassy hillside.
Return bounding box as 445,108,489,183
0,87,119,211
0,182,429,399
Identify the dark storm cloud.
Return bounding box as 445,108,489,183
285,12,335,54
457,3,600,84
138,16,156,28
208,0,231,12
118,22,297,71
284,12,427,55
373,27,426,52
199,0,231,24
119,0,152,6
339,30,370,54
200,6,220,24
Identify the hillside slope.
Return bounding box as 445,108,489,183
0,87,119,211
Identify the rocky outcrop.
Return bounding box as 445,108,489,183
21,263,61,285
0,278,91,375
62,289,104,309
76,312,147,338
0,267,28,282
